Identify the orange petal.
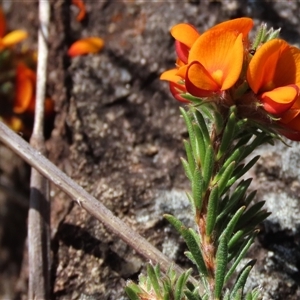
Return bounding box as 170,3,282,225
188,30,244,90
68,37,104,57
209,17,253,40
0,7,6,38
160,68,183,83
171,23,200,48
260,85,299,115
186,61,219,97
14,64,34,114
273,45,300,87
247,39,289,93
2,30,28,47
72,0,86,22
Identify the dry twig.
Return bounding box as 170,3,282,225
0,121,200,288
28,0,51,298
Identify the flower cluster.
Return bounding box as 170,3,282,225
0,3,104,137
0,7,54,136
161,18,300,141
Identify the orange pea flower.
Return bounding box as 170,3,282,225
14,63,36,114
0,7,28,49
160,18,253,101
185,29,244,97
68,37,104,57
247,39,300,115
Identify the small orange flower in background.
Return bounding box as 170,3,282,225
0,6,54,137
72,0,86,22
160,17,300,141
68,37,104,57
0,7,28,49
68,0,105,58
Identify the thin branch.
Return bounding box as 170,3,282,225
0,121,202,289
28,0,51,298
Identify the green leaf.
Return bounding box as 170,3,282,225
221,146,243,170
206,185,219,236
230,262,255,298
214,234,228,299
180,108,198,159
181,228,208,277
192,167,204,211
232,289,243,300
164,214,186,235
202,144,214,191
184,140,195,175
202,294,209,300
185,251,197,265
147,264,161,297
181,157,194,182
125,281,143,300
233,132,253,150
194,109,210,146
245,292,253,300
251,287,262,300
217,106,237,160
225,233,256,282
162,278,172,298
164,215,208,277
185,289,202,300
124,285,142,300
186,192,196,215
236,201,266,229
228,230,244,250
229,179,252,205
266,28,281,41
181,93,204,103
199,104,214,120
214,161,236,195
193,122,206,167
175,270,191,300
231,155,260,181
189,228,202,245
213,109,224,135
222,206,245,241
223,289,230,300
217,180,251,223
239,210,271,233
252,23,267,50
239,133,266,161
244,190,257,207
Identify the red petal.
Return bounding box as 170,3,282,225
169,82,189,103
175,40,189,64
260,85,299,115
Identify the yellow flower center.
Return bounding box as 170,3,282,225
212,69,223,86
